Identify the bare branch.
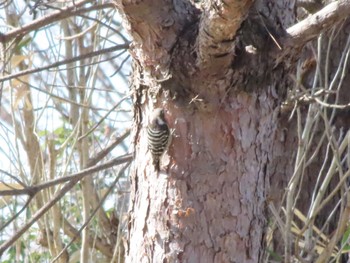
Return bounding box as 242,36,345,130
87,129,131,167
0,156,132,256
285,0,350,48
0,1,115,43
0,44,129,82
52,162,129,261
78,96,131,142
0,196,34,232
62,219,115,258
0,153,133,196
0,169,26,188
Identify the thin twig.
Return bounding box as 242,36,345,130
0,154,133,256
87,129,131,167
78,95,131,141
51,161,131,262
0,196,34,232
0,44,130,82
0,153,133,196
0,1,114,43
0,169,27,188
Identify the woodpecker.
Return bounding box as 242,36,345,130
147,108,170,171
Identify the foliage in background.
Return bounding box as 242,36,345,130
0,1,132,262
267,28,350,262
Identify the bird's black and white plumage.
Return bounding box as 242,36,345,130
147,108,170,171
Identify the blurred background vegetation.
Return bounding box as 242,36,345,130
0,1,132,262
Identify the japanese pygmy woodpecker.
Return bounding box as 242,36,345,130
147,108,170,171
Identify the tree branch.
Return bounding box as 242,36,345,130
0,44,129,82
197,0,253,73
285,0,350,48
52,162,129,261
86,129,131,166
0,153,133,196
0,0,115,43
0,196,34,233
0,156,132,257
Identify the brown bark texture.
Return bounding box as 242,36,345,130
113,0,350,262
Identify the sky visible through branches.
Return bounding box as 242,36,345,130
0,1,133,260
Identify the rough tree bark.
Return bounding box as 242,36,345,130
113,0,350,262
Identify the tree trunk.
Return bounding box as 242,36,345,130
114,0,350,262
129,90,294,262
